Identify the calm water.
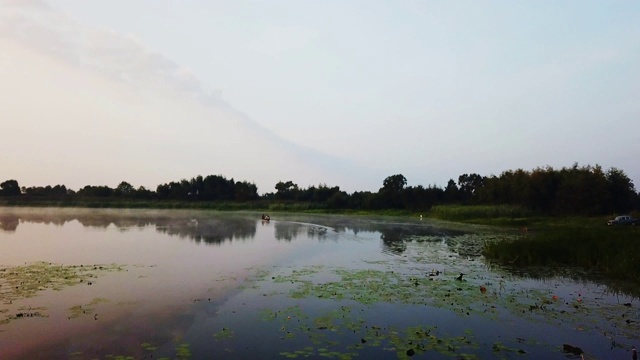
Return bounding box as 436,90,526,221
0,208,637,360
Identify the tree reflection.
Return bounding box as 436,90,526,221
0,209,468,254
0,214,19,232
274,222,304,242
0,209,257,245
156,217,256,245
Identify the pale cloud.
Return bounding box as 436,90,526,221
1,0,638,192
0,1,212,105
0,1,380,192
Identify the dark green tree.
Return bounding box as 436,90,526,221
234,181,258,201
382,174,407,192
443,179,459,203
380,174,407,209
457,173,484,202
0,180,21,196
77,185,114,197
275,181,299,200
115,181,135,197
605,167,636,213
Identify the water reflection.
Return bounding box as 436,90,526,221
0,209,465,253
497,263,640,299
156,217,257,245
0,209,258,245
0,214,19,231
1,208,638,360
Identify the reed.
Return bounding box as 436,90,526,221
428,205,533,225
483,225,640,283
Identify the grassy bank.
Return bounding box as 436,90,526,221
429,205,640,286
428,204,534,226
483,226,640,283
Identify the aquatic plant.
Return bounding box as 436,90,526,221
483,226,640,285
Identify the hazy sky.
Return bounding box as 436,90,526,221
1,0,639,194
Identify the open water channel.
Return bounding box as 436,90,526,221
0,208,638,359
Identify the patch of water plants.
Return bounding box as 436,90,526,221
0,261,125,324
103,340,191,360
210,233,638,359
68,297,110,319
259,304,489,360
483,225,640,286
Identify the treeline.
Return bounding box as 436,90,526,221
1,164,638,215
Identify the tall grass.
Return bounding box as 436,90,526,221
429,205,533,225
483,226,640,283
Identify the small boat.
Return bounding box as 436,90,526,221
261,214,271,221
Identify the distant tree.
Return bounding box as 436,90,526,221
326,191,349,209
234,181,258,201
402,185,443,210
380,174,407,209
605,167,636,213
115,181,135,197
349,191,376,210
275,181,299,200
156,179,198,200
52,185,68,196
134,186,154,200
443,179,459,203
202,175,235,201
554,164,608,215
24,184,68,197
0,180,21,196
382,174,407,192
77,185,114,198
457,173,484,202
308,184,342,203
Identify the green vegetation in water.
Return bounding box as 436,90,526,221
483,225,640,286
106,341,191,360
256,301,537,360
233,234,639,358
213,327,234,340
0,262,125,302
259,305,488,360
0,262,125,324
429,205,533,225
68,297,110,319
427,207,640,289
175,343,191,360
141,342,157,352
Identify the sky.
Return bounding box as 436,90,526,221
1,0,639,194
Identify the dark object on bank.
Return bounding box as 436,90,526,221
607,215,639,226
562,343,584,356
261,214,271,221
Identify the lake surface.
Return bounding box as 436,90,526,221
0,208,638,359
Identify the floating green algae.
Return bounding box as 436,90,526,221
141,342,157,351
259,302,483,359
0,262,125,303
175,342,191,360
0,262,124,325
213,327,234,340
227,231,637,358
68,297,110,319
